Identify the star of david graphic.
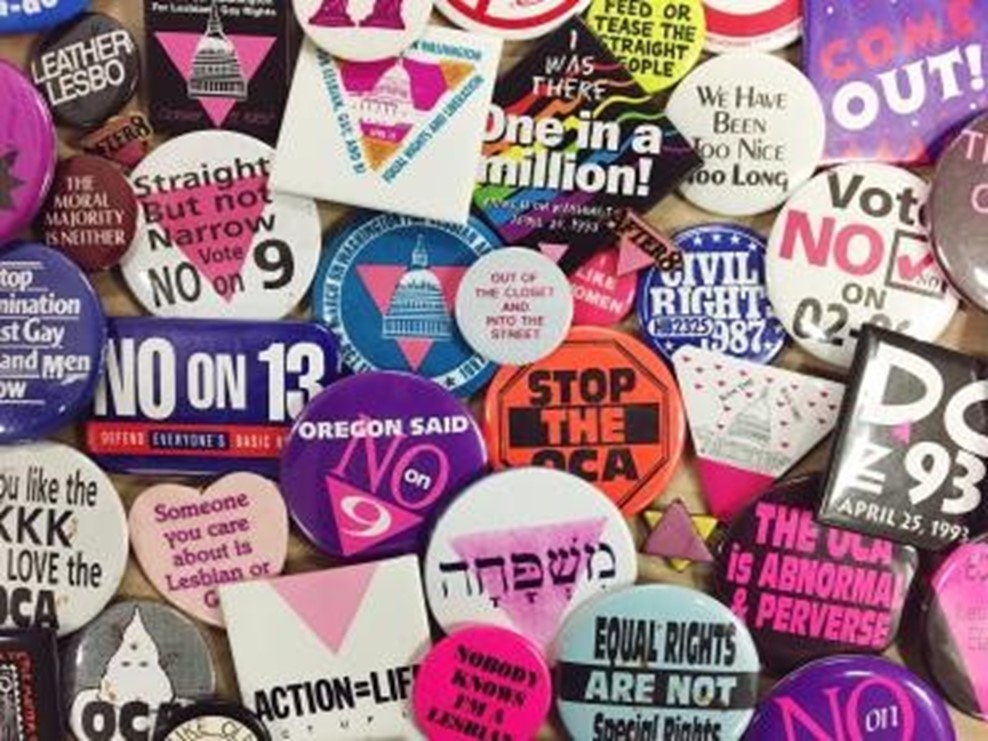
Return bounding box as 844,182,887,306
0,151,25,212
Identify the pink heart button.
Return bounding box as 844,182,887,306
128,472,289,628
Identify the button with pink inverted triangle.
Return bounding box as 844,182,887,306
280,371,488,560
422,467,637,655
672,346,845,521
122,131,321,320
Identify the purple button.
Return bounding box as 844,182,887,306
0,61,56,247
281,371,488,559
744,655,956,740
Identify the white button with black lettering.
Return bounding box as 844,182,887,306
766,163,958,368
122,131,321,320
0,443,127,637
666,52,824,216
455,247,573,365
422,467,637,655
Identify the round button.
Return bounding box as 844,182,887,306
455,246,573,365
766,163,958,368
0,243,107,444
569,248,637,327
30,13,140,130
484,326,685,515
585,0,706,93
63,600,217,741
413,626,552,740
0,61,56,247
931,113,988,312
435,0,589,39
314,211,499,396
703,0,800,53
667,52,825,216
293,0,433,61
281,371,488,559
925,536,988,721
713,475,918,673
555,584,761,741
155,702,270,741
122,131,321,320
0,442,128,637
637,223,786,364
37,155,138,272
423,467,637,651
744,655,956,740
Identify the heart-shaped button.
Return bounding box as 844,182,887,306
128,472,289,627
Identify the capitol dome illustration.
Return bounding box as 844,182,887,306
382,238,452,341
359,61,414,142
187,0,248,101
727,387,772,446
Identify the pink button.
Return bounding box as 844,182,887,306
569,248,637,327
413,626,551,740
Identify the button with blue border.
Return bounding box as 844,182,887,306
313,211,499,396
637,223,785,364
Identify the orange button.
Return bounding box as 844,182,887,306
484,326,685,515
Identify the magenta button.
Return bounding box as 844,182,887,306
0,61,56,247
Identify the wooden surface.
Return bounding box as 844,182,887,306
3,0,988,737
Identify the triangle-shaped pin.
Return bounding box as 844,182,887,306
642,500,716,571
673,347,845,522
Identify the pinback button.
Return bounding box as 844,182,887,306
122,130,321,320
0,442,127,637
818,326,988,551
0,61,56,247
555,584,761,741
673,346,845,521
0,629,63,739
413,626,552,741
0,243,106,443
293,0,433,61
423,467,637,653
37,155,138,272
584,0,706,93
767,163,958,368
667,52,825,216
455,246,573,365
0,0,88,35
31,13,140,131
713,475,918,673
925,536,988,721
702,0,801,53
155,702,271,741
64,600,217,741
484,326,686,515
637,223,786,364
129,473,290,628
79,112,155,171
85,317,343,477
436,0,587,39
220,556,430,739
314,211,499,396
569,248,637,327
931,113,988,312
743,655,956,740
281,371,487,560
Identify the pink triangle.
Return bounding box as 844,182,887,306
270,563,377,654
394,339,432,372
155,32,277,126
138,174,268,302
326,476,422,557
696,458,776,522
643,500,712,563
616,240,657,276
892,422,912,445
451,518,606,649
356,265,406,314
539,243,570,264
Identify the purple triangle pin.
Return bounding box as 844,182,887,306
642,500,713,564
